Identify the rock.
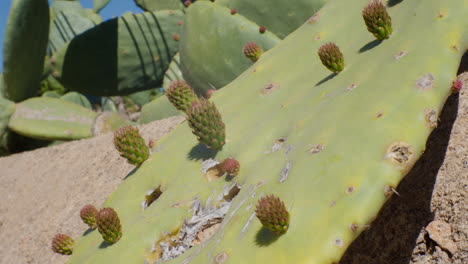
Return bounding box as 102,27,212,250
426,220,458,255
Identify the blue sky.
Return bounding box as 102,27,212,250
0,0,142,72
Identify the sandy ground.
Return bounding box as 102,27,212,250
0,73,466,264
0,116,185,264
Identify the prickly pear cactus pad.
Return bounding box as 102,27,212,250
52,10,183,96
48,1,98,54
216,0,328,38
3,0,49,102
134,0,184,12
67,0,468,263
8,97,96,140
180,1,280,96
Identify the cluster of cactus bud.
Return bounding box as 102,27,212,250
51,234,74,255
205,89,216,99
165,80,199,113
362,0,393,41
243,42,263,63
113,125,149,167
452,78,463,93
80,204,98,229
187,99,226,150
318,42,344,73
96,208,123,244
218,157,240,176
255,195,289,235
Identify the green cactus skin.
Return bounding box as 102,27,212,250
52,10,183,96
8,97,97,140
187,99,225,150
93,0,111,13
216,0,328,38
66,0,468,263
80,204,99,229
92,112,134,136
139,96,181,124
255,195,290,235
219,157,240,176
166,80,199,113
162,53,184,92
318,42,345,73
96,208,123,244
243,42,263,62
113,125,150,167
48,1,98,55
134,0,184,12
51,234,74,255
180,1,280,96
60,92,92,109
0,97,15,141
0,74,6,98
362,0,393,41
3,0,49,102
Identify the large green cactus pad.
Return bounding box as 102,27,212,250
53,10,183,96
180,1,281,95
48,1,99,54
3,0,49,102
93,0,111,13
216,0,328,39
0,97,15,139
8,97,96,140
134,0,184,11
67,0,468,263
139,95,181,124
163,53,183,90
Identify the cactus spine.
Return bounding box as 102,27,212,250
243,42,263,62
362,0,393,41
113,126,149,167
96,208,122,244
165,80,199,113
317,42,344,73
187,99,226,150
51,234,74,255
80,204,98,229
255,195,290,235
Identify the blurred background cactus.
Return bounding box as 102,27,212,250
0,0,330,156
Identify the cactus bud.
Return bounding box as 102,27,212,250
205,89,216,99
113,125,149,167
219,158,240,176
173,33,180,41
318,42,344,73
51,234,74,255
259,26,266,33
362,0,393,41
80,204,98,229
187,99,225,150
166,80,199,113
243,42,263,63
255,195,289,235
96,208,122,244
230,9,237,15
452,79,462,93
